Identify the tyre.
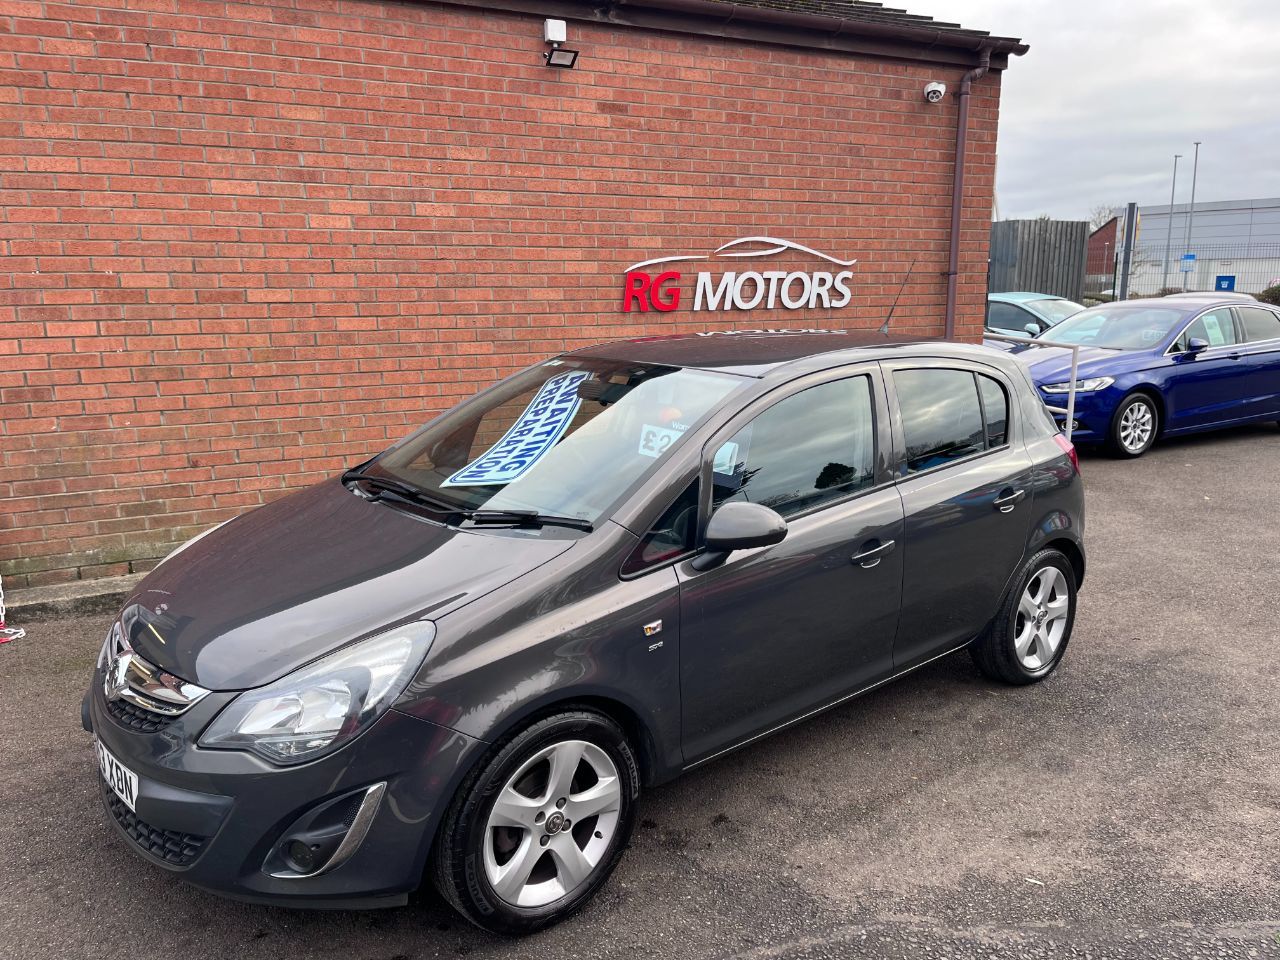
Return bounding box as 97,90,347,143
1107,392,1159,457
432,709,640,935
970,548,1077,685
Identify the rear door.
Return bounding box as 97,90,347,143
676,366,904,762
1233,306,1280,419
883,360,1036,669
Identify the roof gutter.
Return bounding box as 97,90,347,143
944,43,994,340
609,0,1029,57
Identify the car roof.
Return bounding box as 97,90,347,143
567,330,1018,379
988,291,1068,304
1162,291,1257,301
1110,295,1248,311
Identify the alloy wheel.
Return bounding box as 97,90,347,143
1119,399,1154,453
482,739,622,908
1014,566,1069,672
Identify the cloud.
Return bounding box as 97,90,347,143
935,0,1280,219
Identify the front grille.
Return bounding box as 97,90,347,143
103,784,208,867
105,696,175,734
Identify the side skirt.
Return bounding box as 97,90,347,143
681,640,973,771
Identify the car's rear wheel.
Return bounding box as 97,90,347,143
971,548,1077,685
1108,392,1158,457
432,709,640,935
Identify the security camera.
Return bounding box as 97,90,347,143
924,81,947,104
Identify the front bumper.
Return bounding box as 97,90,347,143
1040,387,1120,443
84,677,484,909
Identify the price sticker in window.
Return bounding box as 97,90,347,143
712,441,741,476
638,424,684,459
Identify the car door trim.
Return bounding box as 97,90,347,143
682,638,972,770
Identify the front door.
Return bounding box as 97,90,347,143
1164,307,1252,431
884,361,1036,669
677,368,904,763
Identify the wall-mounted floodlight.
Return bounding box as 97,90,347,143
543,18,579,68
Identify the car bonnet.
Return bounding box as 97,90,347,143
115,479,575,690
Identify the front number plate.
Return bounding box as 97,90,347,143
96,738,139,812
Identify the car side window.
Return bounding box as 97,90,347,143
1235,306,1280,343
621,480,699,576
987,301,1035,334
894,369,988,473
710,376,875,519
977,374,1009,447
1174,309,1238,351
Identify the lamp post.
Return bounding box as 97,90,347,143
1161,153,1181,291
1181,141,1201,291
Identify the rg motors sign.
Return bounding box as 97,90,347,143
621,236,857,313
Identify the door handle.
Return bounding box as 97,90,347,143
851,539,896,569
992,488,1026,513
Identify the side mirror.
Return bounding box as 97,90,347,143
1186,337,1209,355
1024,322,1040,337
691,502,787,571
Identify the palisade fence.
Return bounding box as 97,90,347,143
1085,242,1280,300
989,220,1089,302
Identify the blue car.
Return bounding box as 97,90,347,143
1014,295,1280,457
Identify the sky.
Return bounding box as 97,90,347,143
931,0,1280,221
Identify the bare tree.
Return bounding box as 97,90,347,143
1089,203,1119,233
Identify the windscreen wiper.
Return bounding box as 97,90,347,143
465,509,594,532
342,470,461,513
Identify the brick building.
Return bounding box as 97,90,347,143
0,0,1025,588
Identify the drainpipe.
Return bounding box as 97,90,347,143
944,45,993,340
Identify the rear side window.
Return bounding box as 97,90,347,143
621,480,699,576
894,369,996,473
710,376,875,519
1236,306,1280,343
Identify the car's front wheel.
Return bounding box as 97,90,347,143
971,548,1077,685
1108,392,1159,457
432,709,640,935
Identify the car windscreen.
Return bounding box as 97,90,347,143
368,358,743,523
1042,304,1190,349
1031,299,1085,324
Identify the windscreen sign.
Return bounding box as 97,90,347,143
443,370,589,487
622,236,857,314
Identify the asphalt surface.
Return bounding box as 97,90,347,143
3,424,1280,960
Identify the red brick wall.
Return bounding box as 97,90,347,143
0,0,1002,587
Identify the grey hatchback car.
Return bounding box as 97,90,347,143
83,330,1085,933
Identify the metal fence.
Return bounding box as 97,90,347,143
1085,242,1280,299
989,220,1089,301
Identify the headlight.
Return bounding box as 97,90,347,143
97,623,120,670
1041,377,1114,394
199,621,435,765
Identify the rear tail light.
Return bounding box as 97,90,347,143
1053,433,1079,474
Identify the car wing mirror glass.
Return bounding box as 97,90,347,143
691,502,787,571
1186,337,1209,355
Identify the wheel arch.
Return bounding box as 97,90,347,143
475,690,668,790
1044,536,1086,587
